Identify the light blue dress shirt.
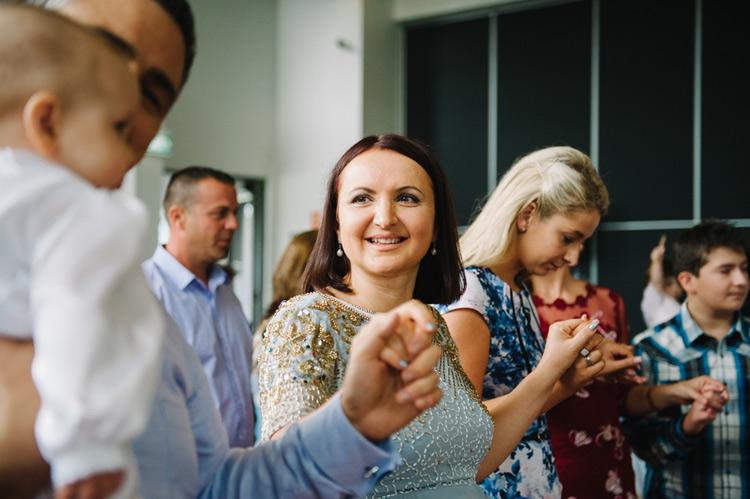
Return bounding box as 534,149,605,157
133,314,401,498
142,245,254,447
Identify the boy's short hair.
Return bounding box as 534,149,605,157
673,219,749,276
0,4,133,118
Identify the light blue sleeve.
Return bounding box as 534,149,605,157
200,393,402,498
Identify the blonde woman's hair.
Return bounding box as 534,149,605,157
460,146,609,268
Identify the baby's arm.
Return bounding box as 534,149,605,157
30,190,164,493
648,234,668,292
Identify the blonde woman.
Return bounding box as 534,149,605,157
437,146,640,498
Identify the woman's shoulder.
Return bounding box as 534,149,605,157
265,292,332,335
270,292,347,320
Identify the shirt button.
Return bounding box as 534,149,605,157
363,466,379,479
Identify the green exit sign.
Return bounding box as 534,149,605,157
146,130,173,157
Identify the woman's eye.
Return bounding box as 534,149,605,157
397,194,418,203
351,195,370,204
563,234,574,244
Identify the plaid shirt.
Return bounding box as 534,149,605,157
625,302,750,498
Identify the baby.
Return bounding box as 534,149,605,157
0,5,164,498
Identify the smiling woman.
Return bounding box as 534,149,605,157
258,135,604,498
334,148,437,303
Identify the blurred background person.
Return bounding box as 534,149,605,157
641,234,684,329
252,229,317,440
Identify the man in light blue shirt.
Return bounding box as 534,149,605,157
134,299,444,498
143,166,255,447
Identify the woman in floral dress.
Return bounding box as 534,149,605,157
438,146,637,498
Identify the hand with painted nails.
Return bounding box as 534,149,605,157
341,300,443,442
539,318,601,381
552,318,606,396
594,341,646,384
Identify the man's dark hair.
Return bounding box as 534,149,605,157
673,219,749,276
152,0,195,84
28,0,196,84
163,166,235,214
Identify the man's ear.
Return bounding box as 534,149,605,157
168,205,187,230
677,270,697,295
516,201,537,232
22,91,61,158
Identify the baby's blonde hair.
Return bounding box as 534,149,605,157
460,146,609,268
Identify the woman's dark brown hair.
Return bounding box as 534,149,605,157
301,134,465,305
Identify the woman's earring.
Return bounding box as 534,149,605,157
519,226,527,233
336,244,344,257
430,242,437,256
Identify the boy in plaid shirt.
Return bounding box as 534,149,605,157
626,220,748,498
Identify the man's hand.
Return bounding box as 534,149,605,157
661,375,728,409
0,337,50,497
681,382,729,436
55,471,124,499
340,301,443,442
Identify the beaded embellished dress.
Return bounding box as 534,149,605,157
533,283,637,499
259,292,493,498
436,267,562,499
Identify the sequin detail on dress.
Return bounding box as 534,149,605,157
259,293,493,497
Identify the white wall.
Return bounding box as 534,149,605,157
363,0,403,136
165,0,277,177
274,0,364,257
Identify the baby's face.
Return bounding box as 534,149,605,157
56,54,140,189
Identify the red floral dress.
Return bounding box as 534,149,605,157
533,284,637,499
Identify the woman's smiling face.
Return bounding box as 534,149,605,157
336,148,436,287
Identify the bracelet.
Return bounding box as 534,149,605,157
646,386,658,412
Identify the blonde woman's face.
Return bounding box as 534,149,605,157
517,210,600,275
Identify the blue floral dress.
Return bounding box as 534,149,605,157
436,267,562,499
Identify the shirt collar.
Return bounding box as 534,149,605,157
152,245,228,292
680,300,749,345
